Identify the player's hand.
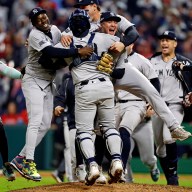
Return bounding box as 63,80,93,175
54,106,64,116
78,46,93,57
109,42,125,54
25,39,29,47
61,35,73,47
145,104,155,118
183,92,192,107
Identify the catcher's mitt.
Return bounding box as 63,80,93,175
183,92,192,107
97,52,114,74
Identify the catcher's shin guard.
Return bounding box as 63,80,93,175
76,131,95,165
103,128,122,160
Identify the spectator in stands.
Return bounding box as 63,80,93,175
1,101,27,125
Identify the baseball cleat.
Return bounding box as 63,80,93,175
118,171,126,183
2,162,16,181
10,156,25,177
167,175,179,186
108,159,123,184
85,162,100,186
171,126,191,141
22,161,41,181
96,167,107,184
150,168,160,182
76,164,86,182
51,170,64,183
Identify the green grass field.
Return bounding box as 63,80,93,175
0,171,192,192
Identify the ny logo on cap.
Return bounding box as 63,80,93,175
110,12,116,16
164,31,169,35
33,9,38,14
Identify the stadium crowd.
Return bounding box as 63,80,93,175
1,0,192,123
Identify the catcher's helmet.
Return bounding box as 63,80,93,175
68,9,90,38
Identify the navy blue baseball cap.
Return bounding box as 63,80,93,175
74,0,100,8
158,31,177,41
100,11,121,23
28,7,46,20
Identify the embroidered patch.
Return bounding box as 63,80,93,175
39,40,46,46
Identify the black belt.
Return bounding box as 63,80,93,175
118,99,143,103
80,78,106,86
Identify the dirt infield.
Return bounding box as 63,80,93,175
11,182,192,192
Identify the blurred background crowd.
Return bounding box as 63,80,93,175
1,0,192,126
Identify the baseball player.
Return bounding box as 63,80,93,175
0,60,22,181
97,12,160,182
50,9,125,186
115,43,160,183
10,7,93,182
150,31,192,185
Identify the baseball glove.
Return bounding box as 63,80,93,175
183,92,192,107
172,60,185,71
96,52,114,74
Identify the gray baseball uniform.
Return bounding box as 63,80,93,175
150,55,184,157
115,51,159,182
70,32,122,162
19,25,61,160
114,50,181,131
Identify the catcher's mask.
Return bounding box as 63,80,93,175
68,9,90,38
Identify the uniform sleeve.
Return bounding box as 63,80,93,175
95,33,120,56
117,15,135,33
61,27,73,36
0,61,22,79
29,31,52,52
117,15,139,46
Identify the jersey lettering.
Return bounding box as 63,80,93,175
166,69,174,77
156,69,176,77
